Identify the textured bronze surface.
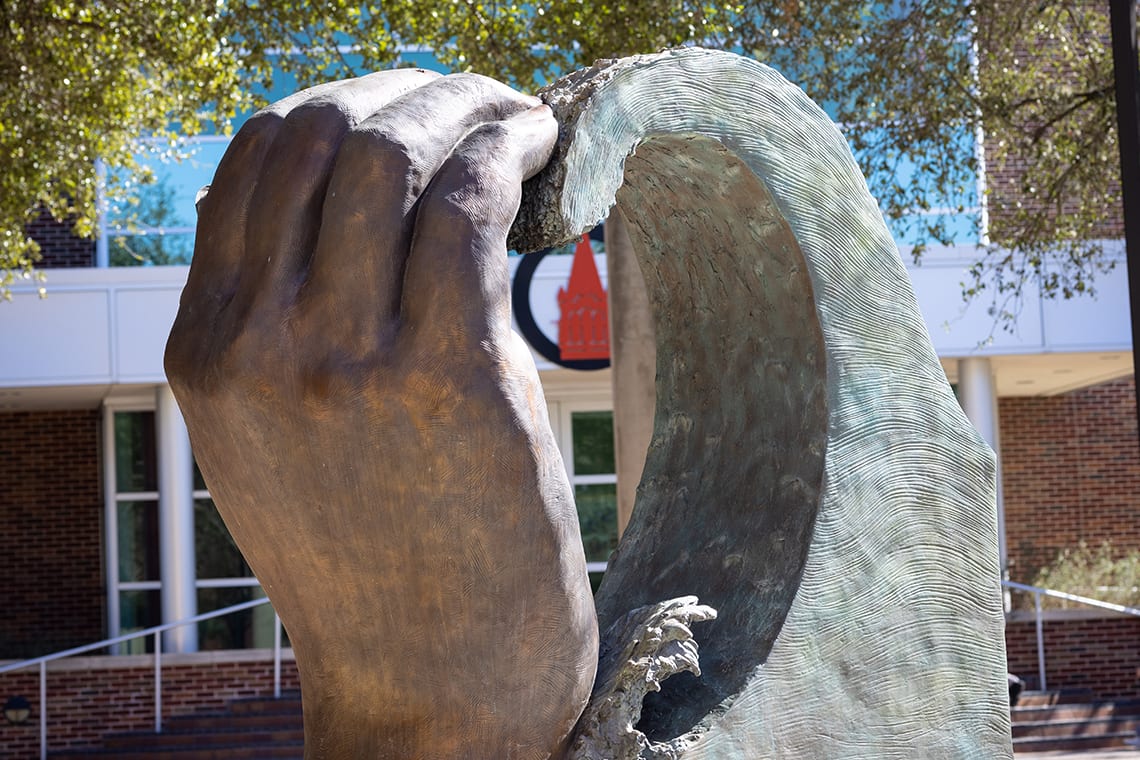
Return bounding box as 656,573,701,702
166,71,597,759
169,48,1012,759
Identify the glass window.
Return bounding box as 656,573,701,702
193,461,208,491
107,138,229,266
110,232,194,267
117,500,160,582
114,411,157,492
575,483,619,565
571,411,615,476
565,408,619,592
197,586,277,651
110,409,270,651
119,589,162,653
195,498,253,579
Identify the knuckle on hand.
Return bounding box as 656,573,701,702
337,127,419,195
280,97,357,145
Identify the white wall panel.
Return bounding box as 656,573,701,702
1,288,112,383
115,286,184,381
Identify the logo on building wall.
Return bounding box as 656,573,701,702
512,232,611,370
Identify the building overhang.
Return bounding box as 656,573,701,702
0,245,1132,410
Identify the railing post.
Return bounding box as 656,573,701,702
274,614,282,699
1034,590,1047,692
39,661,47,760
154,630,163,733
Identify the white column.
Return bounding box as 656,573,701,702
605,209,656,536
156,384,198,652
957,358,1007,576
94,158,109,268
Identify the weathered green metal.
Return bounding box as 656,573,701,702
516,49,1011,759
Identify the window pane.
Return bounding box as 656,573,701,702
198,586,277,650
118,500,159,582
575,483,618,563
193,460,208,491
115,411,157,492
195,498,252,578
120,589,161,653
108,140,227,234
110,232,194,266
571,411,615,476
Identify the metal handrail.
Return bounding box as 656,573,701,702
1001,579,1140,694
0,597,288,760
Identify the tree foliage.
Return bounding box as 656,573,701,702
974,1,1121,318
1030,540,1140,609
724,0,1126,324
0,1,1129,316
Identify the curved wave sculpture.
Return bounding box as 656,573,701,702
516,48,1011,760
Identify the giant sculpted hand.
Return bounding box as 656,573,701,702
165,70,598,759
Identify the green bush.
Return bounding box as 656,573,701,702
1027,541,1140,610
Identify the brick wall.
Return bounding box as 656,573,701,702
0,410,105,659
0,651,301,757
1001,376,1140,581
1006,613,1140,699
24,208,95,268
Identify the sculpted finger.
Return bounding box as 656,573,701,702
170,78,395,378
400,105,558,349
230,68,440,317
300,74,542,352
181,78,391,317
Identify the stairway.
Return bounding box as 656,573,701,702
1012,690,1140,753
50,688,1140,756
52,693,304,759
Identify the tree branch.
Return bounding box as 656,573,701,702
1031,85,1114,143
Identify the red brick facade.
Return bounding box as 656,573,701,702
1006,613,1140,698
1001,376,1140,582
24,208,96,268
0,410,105,660
0,652,301,757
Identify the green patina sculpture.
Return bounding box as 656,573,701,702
167,49,1011,759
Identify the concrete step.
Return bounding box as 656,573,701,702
1012,731,1137,753
1011,697,1140,753
49,694,305,759
1012,700,1140,724
226,694,302,714
104,726,306,750
1012,715,1138,740
169,710,303,731
1016,689,1097,708
52,742,303,759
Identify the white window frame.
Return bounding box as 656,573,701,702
547,395,618,574
103,391,262,653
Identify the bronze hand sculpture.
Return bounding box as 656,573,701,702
166,70,597,758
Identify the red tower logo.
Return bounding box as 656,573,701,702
557,235,610,361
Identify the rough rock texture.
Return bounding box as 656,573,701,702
511,48,1011,759
567,597,716,760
